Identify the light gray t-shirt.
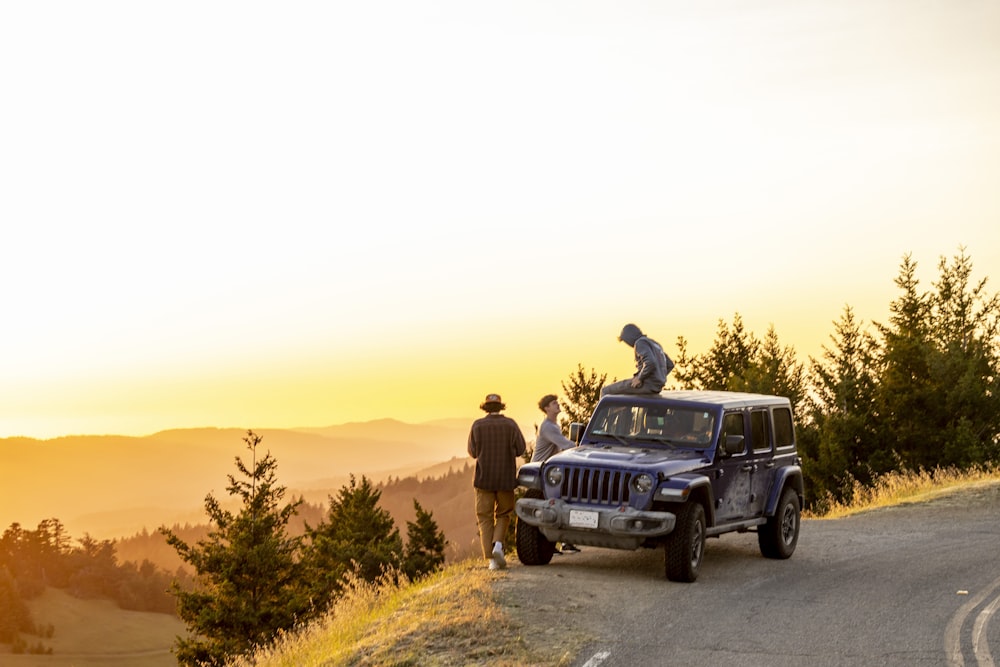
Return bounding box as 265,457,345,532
532,419,576,462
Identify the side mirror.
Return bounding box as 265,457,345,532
718,434,745,458
569,422,585,444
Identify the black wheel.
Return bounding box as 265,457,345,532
664,502,705,582
515,490,555,566
758,486,800,559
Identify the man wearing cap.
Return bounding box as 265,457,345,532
467,393,526,570
601,323,674,396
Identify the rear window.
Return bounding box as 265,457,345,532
773,407,794,448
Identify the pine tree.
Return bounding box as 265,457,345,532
927,248,1000,466
0,567,33,644
670,336,699,389
402,500,446,580
675,315,802,407
799,305,882,507
874,254,937,470
303,475,403,605
740,324,806,409
687,314,761,391
559,364,606,431
160,430,309,667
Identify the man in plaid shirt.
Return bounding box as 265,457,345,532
467,393,526,570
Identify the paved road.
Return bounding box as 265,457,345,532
496,482,1000,667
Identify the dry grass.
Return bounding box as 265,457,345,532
805,463,1000,519
233,560,569,667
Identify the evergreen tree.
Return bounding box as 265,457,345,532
0,519,73,597
670,336,699,389
402,500,446,580
800,305,882,507
927,248,1000,466
874,254,937,470
304,475,403,604
67,535,118,599
160,430,309,667
558,364,606,431
0,567,33,644
674,315,803,408
686,314,761,391
739,324,806,409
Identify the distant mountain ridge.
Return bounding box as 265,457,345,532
0,418,474,540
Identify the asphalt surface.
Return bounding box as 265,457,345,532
496,482,1000,667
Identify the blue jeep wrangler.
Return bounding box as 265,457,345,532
514,390,803,582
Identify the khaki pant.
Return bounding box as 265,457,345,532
474,488,515,559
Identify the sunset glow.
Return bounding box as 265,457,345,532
2,1,999,441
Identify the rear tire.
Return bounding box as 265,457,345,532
515,490,555,566
758,486,800,559
664,502,705,582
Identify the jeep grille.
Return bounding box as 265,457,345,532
561,466,632,505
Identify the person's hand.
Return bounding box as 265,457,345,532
630,377,641,388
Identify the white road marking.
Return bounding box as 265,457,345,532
581,650,612,667
973,591,1000,667
945,573,1000,666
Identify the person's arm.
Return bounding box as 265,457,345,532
540,420,575,451
467,429,479,458
513,423,527,458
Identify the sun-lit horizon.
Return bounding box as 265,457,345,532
2,1,999,442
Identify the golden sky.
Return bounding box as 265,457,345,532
2,1,999,440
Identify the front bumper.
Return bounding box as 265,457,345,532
515,497,676,550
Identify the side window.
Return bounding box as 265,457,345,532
773,407,794,448
721,412,746,455
750,410,771,452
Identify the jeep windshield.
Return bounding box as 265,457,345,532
587,403,716,449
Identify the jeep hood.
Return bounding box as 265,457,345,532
547,445,711,476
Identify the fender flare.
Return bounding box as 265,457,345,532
656,475,716,526
516,462,543,490
764,466,804,516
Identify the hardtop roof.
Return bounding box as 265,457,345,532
599,389,791,410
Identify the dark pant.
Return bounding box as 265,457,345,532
601,378,663,396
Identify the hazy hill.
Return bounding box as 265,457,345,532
114,456,480,572
0,419,472,540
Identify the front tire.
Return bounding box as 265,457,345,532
758,486,800,559
515,490,555,566
664,502,705,582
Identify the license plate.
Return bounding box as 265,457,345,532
569,510,598,529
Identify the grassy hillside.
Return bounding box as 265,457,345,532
0,588,185,667
231,561,576,667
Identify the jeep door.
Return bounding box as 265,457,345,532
747,408,775,517
714,411,752,522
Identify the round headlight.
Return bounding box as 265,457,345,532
631,473,654,494
546,467,564,486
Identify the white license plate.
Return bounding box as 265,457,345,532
569,510,599,529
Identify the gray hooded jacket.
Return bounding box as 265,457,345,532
619,324,674,390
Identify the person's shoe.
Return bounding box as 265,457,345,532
492,543,507,569
488,558,499,570
561,543,580,553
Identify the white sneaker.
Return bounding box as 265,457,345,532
488,558,499,571
492,543,507,569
